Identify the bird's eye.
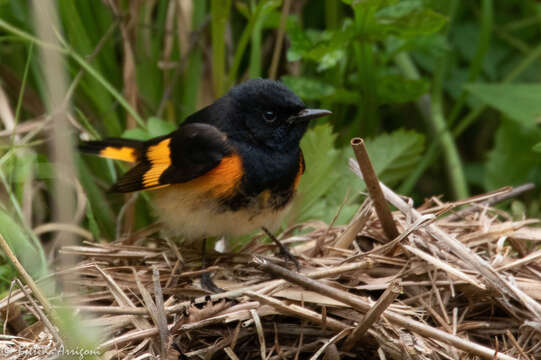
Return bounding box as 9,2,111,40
263,111,277,123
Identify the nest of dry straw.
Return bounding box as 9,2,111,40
1,161,541,360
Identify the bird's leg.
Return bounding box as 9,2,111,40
200,238,224,293
262,227,300,270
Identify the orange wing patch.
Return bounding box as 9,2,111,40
100,146,137,162
183,154,243,197
143,139,172,188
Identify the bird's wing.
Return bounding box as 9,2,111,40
83,123,240,193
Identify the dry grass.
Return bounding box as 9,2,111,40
1,175,541,359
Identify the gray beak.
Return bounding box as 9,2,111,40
287,108,332,124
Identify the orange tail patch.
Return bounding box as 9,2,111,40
100,146,137,162
79,138,142,163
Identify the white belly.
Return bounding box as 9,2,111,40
152,185,290,240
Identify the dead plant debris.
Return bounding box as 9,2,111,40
1,183,541,360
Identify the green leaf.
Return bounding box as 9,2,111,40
342,0,398,11
326,88,362,104
376,74,429,104
147,117,176,137
533,142,541,153
85,203,100,240
286,19,314,62
485,120,541,190
376,0,424,17
466,84,541,128
377,9,447,38
287,20,354,69
211,0,232,95
120,117,175,141
122,128,149,141
0,208,48,280
281,76,335,100
364,129,425,187
294,124,357,224
294,126,425,224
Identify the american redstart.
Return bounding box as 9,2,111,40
80,79,331,290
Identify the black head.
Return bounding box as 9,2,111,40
225,79,331,150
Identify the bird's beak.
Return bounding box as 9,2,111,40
287,108,332,124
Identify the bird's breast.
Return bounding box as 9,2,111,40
218,145,303,212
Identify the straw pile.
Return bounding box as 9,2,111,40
1,163,541,359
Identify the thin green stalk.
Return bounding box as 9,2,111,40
397,51,468,197
14,43,33,123
269,0,291,79
447,0,493,126
503,14,541,32
227,2,268,87
0,18,145,129
0,168,47,268
396,1,469,198
452,42,541,137
431,56,469,199
61,42,145,128
325,0,340,29
495,28,531,54
353,8,378,135
0,18,65,52
181,0,206,119
211,0,232,96
249,1,263,78
399,42,541,195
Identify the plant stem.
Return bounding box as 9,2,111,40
181,0,206,119
353,7,378,135
211,0,232,96
447,0,493,127
269,0,291,80
227,1,269,87
396,52,469,199
399,40,541,195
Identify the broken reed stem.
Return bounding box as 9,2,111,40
351,138,399,242
15,279,62,346
334,198,371,249
246,291,348,331
152,266,169,359
268,0,291,80
447,182,535,221
33,0,77,287
342,280,401,351
0,234,57,324
254,258,517,360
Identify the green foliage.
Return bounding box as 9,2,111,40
485,120,541,189
123,117,176,140
0,208,47,280
0,1,540,280
365,129,425,186
295,125,424,224
467,84,541,128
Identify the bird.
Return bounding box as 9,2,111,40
79,78,331,291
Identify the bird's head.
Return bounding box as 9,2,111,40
225,79,331,150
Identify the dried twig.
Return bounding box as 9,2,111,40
0,234,56,323
152,266,169,358
15,279,62,346
447,183,535,221
254,258,517,360
342,280,401,351
351,138,399,242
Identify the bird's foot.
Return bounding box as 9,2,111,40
262,227,300,271
201,272,224,293
200,238,224,293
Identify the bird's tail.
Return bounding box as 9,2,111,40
79,138,144,163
